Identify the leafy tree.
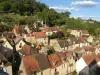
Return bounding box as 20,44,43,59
47,46,55,55
1,1,12,12
95,28,100,36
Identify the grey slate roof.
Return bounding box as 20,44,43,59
35,53,50,71
57,40,73,48
0,44,13,59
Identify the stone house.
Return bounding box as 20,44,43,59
76,52,100,75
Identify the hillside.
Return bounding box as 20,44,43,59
0,0,100,36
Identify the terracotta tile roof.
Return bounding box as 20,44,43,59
83,53,96,67
35,53,50,71
51,26,60,31
32,32,47,38
23,56,40,75
43,25,51,32
82,46,96,52
12,25,25,34
48,53,62,68
77,37,86,43
20,45,38,55
67,29,72,32
83,53,100,67
74,47,83,51
65,52,72,57
95,45,100,49
55,52,66,60
26,33,34,37
42,26,60,32
70,37,86,44
81,30,89,34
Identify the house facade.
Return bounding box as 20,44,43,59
41,25,60,36
16,39,26,51
0,53,12,75
32,32,48,45
76,52,100,75
3,39,13,50
12,25,31,36
24,33,36,44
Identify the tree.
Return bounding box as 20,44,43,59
47,46,55,55
1,1,12,12
95,28,100,36
61,11,71,17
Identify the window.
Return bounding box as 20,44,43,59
19,43,22,48
41,71,43,75
62,64,63,68
33,71,37,75
64,64,65,68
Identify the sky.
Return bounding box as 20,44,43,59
36,0,100,21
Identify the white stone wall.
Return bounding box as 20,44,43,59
46,32,53,36
24,25,31,33
3,65,12,75
42,68,51,75
76,57,89,75
3,41,13,49
87,36,93,43
19,59,27,75
53,42,63,52
36,38,48,45
16,40,25,51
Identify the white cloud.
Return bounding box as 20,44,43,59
71,16,100,18
72,1,99,7
49,6,79,11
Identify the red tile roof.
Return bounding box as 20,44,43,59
51,26,60,31
23,56,40,75
42,25,60,32
82,46,96,52
78,37,86,43
67,29,72,32
12,26,25,34
81,30,89,34
55,52,66,60
48,53,62,68
43,25,51,32
32,32,47,38
83,53,100,67
74,47,82,51
26,33,34,37
22,45,33,55
65,52,72,57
